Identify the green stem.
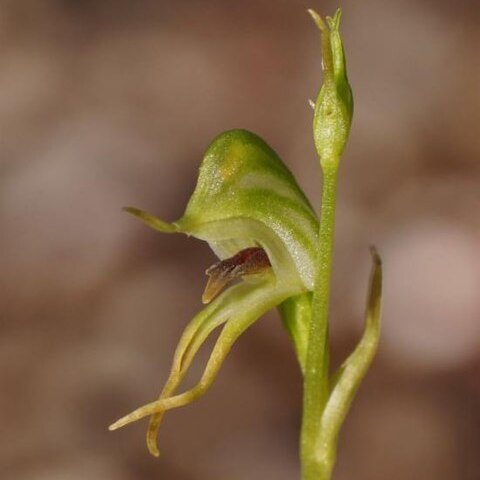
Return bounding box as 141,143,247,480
300,165,339,480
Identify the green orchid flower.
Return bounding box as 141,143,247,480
109,9,382,480
109,129,319,456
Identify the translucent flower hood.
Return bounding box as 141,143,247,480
109,129,320,456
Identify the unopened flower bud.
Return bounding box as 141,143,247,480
309,9,353,170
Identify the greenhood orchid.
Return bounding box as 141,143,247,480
109,129,319,455
109,9,382,480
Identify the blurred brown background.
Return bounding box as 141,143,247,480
1,0,479,479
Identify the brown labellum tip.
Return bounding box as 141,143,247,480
201,247,271,304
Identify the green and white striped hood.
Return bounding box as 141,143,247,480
113,129,320,455
176,129,318,293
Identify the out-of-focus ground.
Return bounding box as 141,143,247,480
1,1,479,479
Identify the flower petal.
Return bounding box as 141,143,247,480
123,207,178,233
109,272,291,457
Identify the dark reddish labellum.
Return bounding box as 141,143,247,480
202,247,271,304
